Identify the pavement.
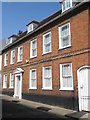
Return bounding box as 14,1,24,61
1,94,90,120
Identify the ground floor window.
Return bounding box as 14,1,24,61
60,63,73,90
3,74,7,88
29,69,37,89
9,73,14,88
42,66,52,90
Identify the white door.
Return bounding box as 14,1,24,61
77,66,90,111
16,76,20,97
14,73,22,99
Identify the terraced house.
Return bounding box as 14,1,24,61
1,1,90,111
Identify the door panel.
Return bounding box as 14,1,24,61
16,76,20,97
78,67,90,111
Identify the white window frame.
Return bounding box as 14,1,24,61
62,0,72,13
10,49,15,65
29,69,37,89
4,53,8,66
9,73,14,89
59,22,71,50
17,46,23,62
30,39,37,58
60,62,73,90
42,66,52,90
3,74,7,88
43,32,51,55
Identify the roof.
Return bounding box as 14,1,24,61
26,20,39,26
2,1,89,52
8,34,17,39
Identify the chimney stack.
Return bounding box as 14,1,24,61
17,30,23,36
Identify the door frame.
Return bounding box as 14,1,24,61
77,65,90,111
14,73,22,99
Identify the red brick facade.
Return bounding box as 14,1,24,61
2,2,90,110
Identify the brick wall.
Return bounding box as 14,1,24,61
2,5,89,99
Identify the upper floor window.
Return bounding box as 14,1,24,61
27,24,33,33
4,53,8,66
42,66,52,90
60,62,73,90
26,21,39,33
3,74,7,88
43,32,51,54
59,22,71,49
30,39,37,58
10,50,15,64
29,69,37,89
9,73,14,88
17,46,23,62
62,0,72,13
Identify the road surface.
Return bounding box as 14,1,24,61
2,99,71,120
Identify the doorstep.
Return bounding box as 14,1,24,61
66,111,90,120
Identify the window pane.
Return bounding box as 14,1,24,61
28,24,32,31
62,36,70,47
12,51,15,57
63,77,72,87
20,55,22,60
62,0,71,12
45,43,50,52
62,64,71,76
31,39,37,57
63,1,66,11
66,0,71,8
31,79,36,87
60,23,70,48
5,75,7,82
43,67,52,88
20,47,22,54
43,33,51,53
6,60,8,65
32,70,36,79
32,49,36,56
10,73,14,87
4,75,7,88
44,67,51,78
61,24,69,36
61,63,73,89
11,74,13,80
18,47,23,61
32,41,36,49
6,54,8,60
12,57,15,63
61,28,69,37
63,78,67,87
67,77,72,87
30,69,36,88
44,78,51,87
44,34,51,44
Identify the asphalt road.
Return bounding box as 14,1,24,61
1,99,71,120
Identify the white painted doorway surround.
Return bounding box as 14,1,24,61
77,66,90,111
14,68,24,99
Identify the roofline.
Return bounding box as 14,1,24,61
2,1,89,52
26,20,39,26
8,34,17,39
